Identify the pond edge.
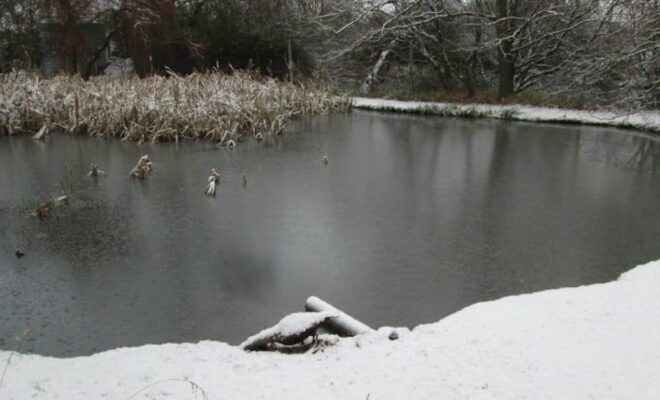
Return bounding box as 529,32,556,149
352,97,660,133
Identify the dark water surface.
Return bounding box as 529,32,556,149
2,110,660,356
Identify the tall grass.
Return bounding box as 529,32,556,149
0,71,351,144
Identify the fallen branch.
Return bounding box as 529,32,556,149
32,125,47,141
33,195,69,219
240,311,338,352
305,296,374,336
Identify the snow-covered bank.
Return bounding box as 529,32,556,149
353,97,660,133
2,261,660,399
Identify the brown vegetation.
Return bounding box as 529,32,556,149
0,71,351,143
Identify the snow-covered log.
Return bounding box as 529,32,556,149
305,296,373,336
240,311,338,352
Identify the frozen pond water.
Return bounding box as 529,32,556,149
2,110,660,356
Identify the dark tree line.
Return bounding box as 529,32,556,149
0,0,324,77
1,0,658,109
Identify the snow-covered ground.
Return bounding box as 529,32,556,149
353,97,660,133
2,260,659,399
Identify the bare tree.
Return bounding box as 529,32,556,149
314,0,656,108
557,0,660,109
0,0,42,71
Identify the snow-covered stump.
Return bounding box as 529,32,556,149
305,296,374,336
129,155,152,180
204,169,220,197
87,162,106,177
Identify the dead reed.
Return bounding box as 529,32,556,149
0,71,351,144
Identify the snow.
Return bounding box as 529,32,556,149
2,260,660,399
352,97,660,133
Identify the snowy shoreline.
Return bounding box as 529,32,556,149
353,97,660,133
2,260,659,399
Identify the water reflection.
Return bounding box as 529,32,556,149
579,129,660,172
1,111,660,356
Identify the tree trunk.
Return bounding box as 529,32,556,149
83,29,116,80
360,40,396,95
464,24,482,98
408,40,414,94
495,0,515,100
497,49,515,99
287,39,294,83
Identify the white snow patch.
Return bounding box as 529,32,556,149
352,97,660,133
1,260,660,399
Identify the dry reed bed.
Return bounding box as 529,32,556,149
0,72,351,143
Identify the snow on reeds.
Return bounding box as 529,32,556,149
0,71,351,144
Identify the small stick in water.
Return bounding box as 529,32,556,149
35,203,51,219
32,125,47,141
205,169,221,197
242,173,247,188
87,162,106,177
33,195,68,219
130,155,152,180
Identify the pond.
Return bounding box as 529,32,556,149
2,110,660,357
